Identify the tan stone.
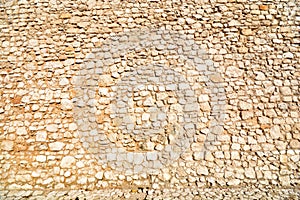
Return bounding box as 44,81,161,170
60,13,72,19
1,140,14,151
60,156,76,168
209,74,223,83
270,125,283,140
241,29,253,36
290,140,300,149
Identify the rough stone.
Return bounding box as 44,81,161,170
49,142,65,151
46,124,59,133
1,140,14,151
16,127,27,135
36,131,47,142
196,166,209,175
36,155,47,162
60,156,76,168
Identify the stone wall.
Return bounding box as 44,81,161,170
0,0,299,192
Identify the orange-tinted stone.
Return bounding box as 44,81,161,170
259,5,269,11
11,96,22,104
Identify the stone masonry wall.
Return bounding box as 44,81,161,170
0,0,299,192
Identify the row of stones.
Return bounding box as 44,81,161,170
0,187,299,200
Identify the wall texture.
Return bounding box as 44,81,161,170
0,0,299,196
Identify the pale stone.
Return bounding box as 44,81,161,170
227,179,240,186
49,142,65,151
231,143,240,150
280,87,292,95
36,155,46,162
46,124,58,132
283,52,294,59
191,143,203,151
241,29,253,36
279,176,290,186
179,83,190,90
133,153,144,164
205,152,214,161
28,39,38,47
36,131,47,142
228,20,240,26
61,99,73,110
231,151,240,160
161,172,171,181
104,171,114,180
199,102,210,111
263,171,273,179
225,66,243,77
186,17,195,24
196,166,209,175
60,156,76,168
95,172,104,180
270,125,283,140
142,113,150,121
144,142,155,151
198,94,209,102
77,177,87,184
64,171,71,177
241,111,253,119
146,152,158,161
42,178,53,185
76,161,85,168
166,84,176,91
255,72,266,80
290,140,300,149
245,168,256,179
59,78,69,86
239,101,253,110
215,151,224,158
143,97,154,106
16,127,27,135
99,75,114,86
1,140,14,151
193,152,204,160
69,123,77,131
258,116,271,124
31,104,39,111
32,171,40,177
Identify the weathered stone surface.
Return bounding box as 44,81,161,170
245,168,256,179
1,140,14,151
225,66,243,78
270,125,283,140
36,155,47,162
60,156,76,168
61,99,73,110
36,131,47,142
16,127,27,135
290,140,300,149
0,0,299,192
196,166,209,175
238,101,253,110
49,142,65,151
46,124,58,133
95,172,104,180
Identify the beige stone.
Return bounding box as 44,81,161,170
60,156,76,168
60,13,72,19
290,140,300,149
49,142,65,151
1,140,14,151
241,29,253,36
